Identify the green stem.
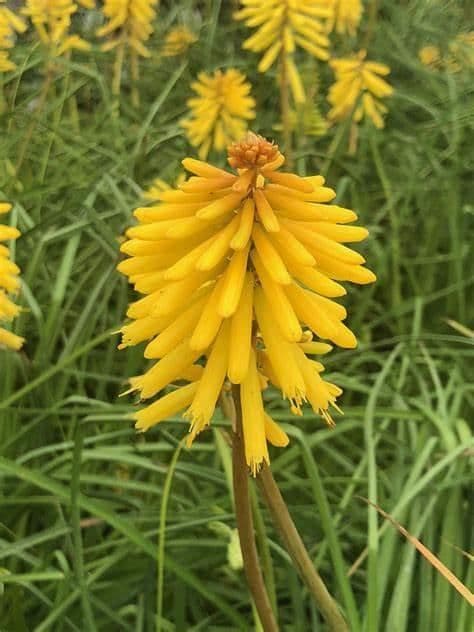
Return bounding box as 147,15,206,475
279,51,293,168
130,50,140,108
0,80,6,115
15,68,53,175
232,385,279,632
71,420,98,631
157,439,185,632
362,0,379,50
250,484,278,618
112,40,125,99
257,465,349,632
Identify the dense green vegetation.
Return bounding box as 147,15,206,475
0,1,472,630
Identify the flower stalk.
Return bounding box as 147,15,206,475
279,51,293,168
257,464,349,631
112,39,125,98
232,385,278,632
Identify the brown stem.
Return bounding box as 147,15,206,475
231,385,279,632
257,465,349,632
279,51,293,168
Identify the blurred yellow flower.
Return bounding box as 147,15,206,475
161,26,197,57
0,1,26,72
22,0,90,58
118,133,375,473
181,69,256,159
234,0,331,104
97,0,158,58
0,202,24,351
418,45,442,69
326,0,363,36
328,50,393,129
446,31,474,72
419,34,474,73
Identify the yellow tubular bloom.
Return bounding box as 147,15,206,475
419,34,474,73
181,69,256,160
326,0,363,36
418,45,442,70
118,133,375,473
447,31,474,71
234,0,332,104
328,49,393,129
97,0,158,58
161,26,197,57
22,0,90,57
0,203,24,351
0,2,26,72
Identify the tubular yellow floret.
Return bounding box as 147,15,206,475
135,383,199,432
228,272,254,384
240,348,270,474
186,321,230,443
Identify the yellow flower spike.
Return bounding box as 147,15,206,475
326,0,363,37
0,2,26,72
161,26,197,58
328,50,393,129
181,69,256,159
118,132,375,473
97,0,157,55
0,202,24,351
419,33,474,73
97,0,158,101
231,0,333,160
235,1,332,66
22,0,90,59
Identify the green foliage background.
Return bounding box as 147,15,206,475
0,1,472,630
